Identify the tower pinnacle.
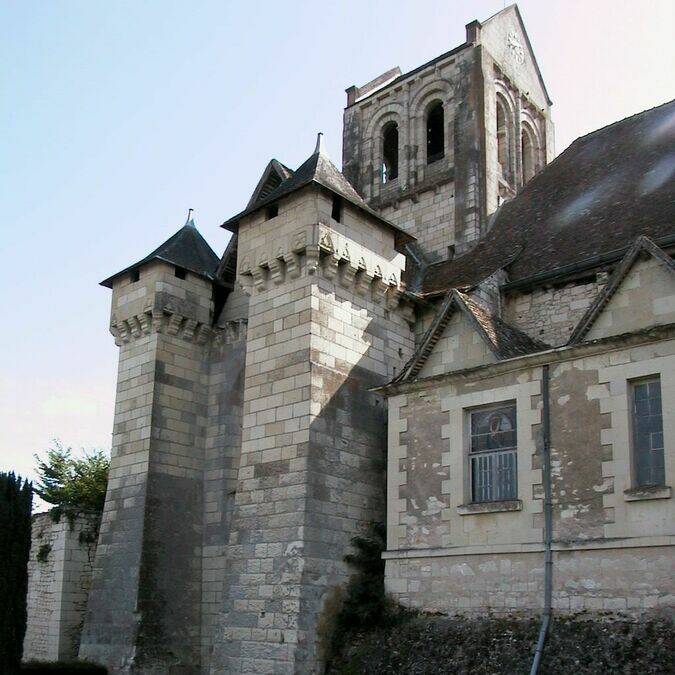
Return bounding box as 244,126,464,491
314,132,327,156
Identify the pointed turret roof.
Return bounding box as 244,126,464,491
222,134,414,247
100,210,220,288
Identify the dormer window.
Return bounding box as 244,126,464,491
426,101,444,164
265,204,279,220
331,195,343,222
381,122,399,183
174,266,187,280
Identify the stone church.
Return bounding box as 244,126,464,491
22,4,675,674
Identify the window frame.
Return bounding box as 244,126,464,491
466,401,518,504
629,375,666,488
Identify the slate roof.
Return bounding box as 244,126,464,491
101,213,220,288
568,236,675,345
391,289,548,384
222,134,414,247
246,159,294,209
422,99,675,295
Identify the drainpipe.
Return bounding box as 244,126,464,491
530,364,553,675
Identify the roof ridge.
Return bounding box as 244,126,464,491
567,98,675,149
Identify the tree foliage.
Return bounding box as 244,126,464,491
0,472,33,673
34,441,109,518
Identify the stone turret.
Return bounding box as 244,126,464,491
79,213,219,673
211,136,415,672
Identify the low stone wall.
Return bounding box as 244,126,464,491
23,511,97,663
384,545,674,616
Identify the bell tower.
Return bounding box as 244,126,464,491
342,4,553,262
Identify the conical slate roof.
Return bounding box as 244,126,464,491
222,134,414,246
100,211,220,288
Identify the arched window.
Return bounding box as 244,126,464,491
496,97,512,184
521,125,537,184
381,122,399,183
426,101,444,164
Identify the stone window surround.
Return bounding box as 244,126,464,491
365,83,454,202
440,380,541,521
596,356,674,516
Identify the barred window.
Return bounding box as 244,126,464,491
631,377,665,487
469,404,517,503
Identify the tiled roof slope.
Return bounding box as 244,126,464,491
423,100,675,294
392,290,547,384
101,214,219,288
222,135,414,246
461,292,549,359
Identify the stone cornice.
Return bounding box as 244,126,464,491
376,323,675,396
237,222,416,323
110,304,214,346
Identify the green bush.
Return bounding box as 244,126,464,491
34,441,109,545
0,472,33,673
34,441,109,518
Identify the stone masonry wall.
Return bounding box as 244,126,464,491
385,336,675,616
212,187,414,673
201,297,248,669
80,261,213,673
24,512,96,663
385,546,674,616
378,186,455,264
504,277,606,347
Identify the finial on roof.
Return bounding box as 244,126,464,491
185,208,195,227
314,132,327,156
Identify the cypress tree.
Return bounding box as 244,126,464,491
0,472,33,673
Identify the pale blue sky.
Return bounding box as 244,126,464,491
1,0,674,484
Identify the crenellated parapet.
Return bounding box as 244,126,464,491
110,302,214,346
